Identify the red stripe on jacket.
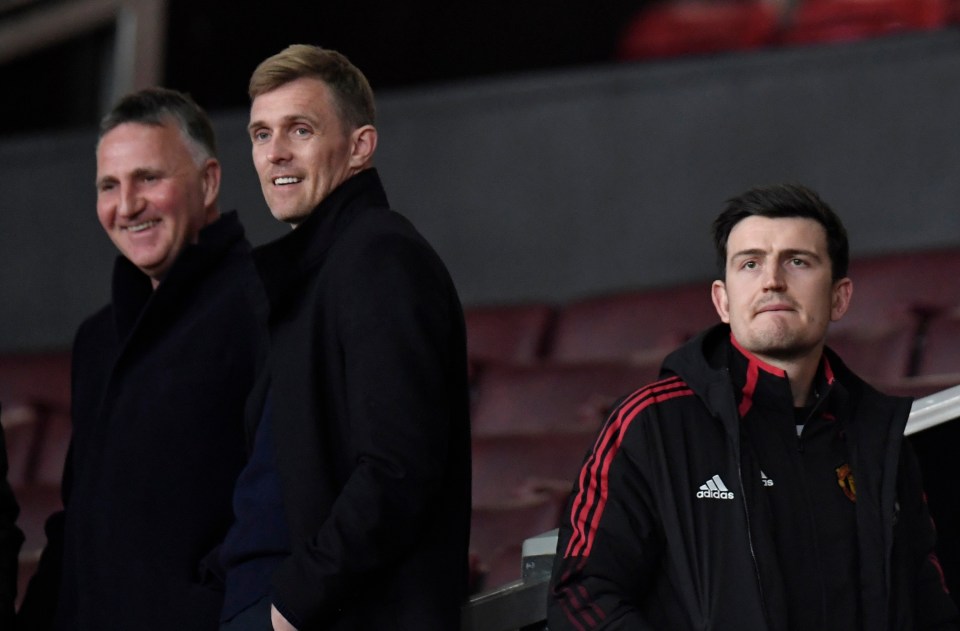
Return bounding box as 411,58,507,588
564,376,695,559
730,333,786,417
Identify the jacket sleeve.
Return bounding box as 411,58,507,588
0,419,24,630
547,402,663,630
896,440,960,630
270,230,467,627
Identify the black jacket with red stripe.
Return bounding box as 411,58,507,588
548,323,958,631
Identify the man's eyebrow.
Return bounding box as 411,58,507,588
95,167,159,186
730,248,767,259
780,248,822,260
248,114,318,133
730,247,822,260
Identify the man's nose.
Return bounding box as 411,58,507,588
117,185,144,218
266,135,292,163
762,263,786,290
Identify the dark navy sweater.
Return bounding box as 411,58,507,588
221,393,290,622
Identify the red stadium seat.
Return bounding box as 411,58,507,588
0,351,71,415
480,541,526,593
839,249,960,332
0,351,71,487
826,321,917,383
0,351,71,605
916,310,960,377
4,410,68,606
1,406,39,489
31,410,71,487
782,0,949,45
618,0,780,60
471,361,661,436
470,492,564,590
550,284,717,364
464,303,555,365
950,0,960,23
472,431,596,505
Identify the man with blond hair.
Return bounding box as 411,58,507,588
218,46,470,631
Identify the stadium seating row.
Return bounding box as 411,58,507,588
464,247,960,588
617,0,960,62
467,248,960,380
4,247,960,594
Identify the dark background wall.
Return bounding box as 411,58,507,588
0,0,640,138
3,31,960,352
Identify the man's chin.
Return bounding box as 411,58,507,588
131,261,168,284
268,204,311,226
125,253,162,275
750,337,820,363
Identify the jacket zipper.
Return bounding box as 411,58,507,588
795,384,834,626
796,383,831,452
738,458,771,629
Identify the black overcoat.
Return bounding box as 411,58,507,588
18,212,263,630
251,169,471,630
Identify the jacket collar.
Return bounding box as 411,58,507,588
253,168,388,309
726,331,839,423
663,323,848,437
663,324,739,430
112,210,246,341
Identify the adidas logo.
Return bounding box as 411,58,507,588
697,474,735,500
761,471,774,487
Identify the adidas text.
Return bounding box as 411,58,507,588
697,474,735,500
696,489,735,499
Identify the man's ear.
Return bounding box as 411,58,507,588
201,158,222,210
349,125,378,169
830,277,853,322
711,280,730,323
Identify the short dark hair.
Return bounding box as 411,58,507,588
248,44,375,131
712,183,849,281
98,87,217,162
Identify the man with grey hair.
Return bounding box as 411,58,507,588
18,88,263,631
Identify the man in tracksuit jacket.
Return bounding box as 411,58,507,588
549,184,959,630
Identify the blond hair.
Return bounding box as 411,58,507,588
249,44,375,130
